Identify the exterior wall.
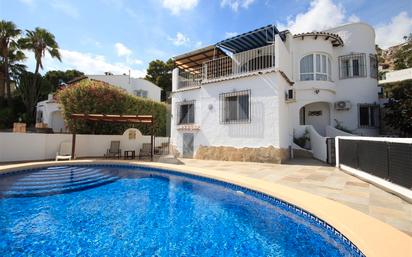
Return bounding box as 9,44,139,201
171,72,285,159
289,23,379,136
36,99,68,133
87,75,161,101
0,130,169,163
170,22,380,162
379,68,412,84
327,23,379,136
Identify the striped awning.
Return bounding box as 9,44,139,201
216,24,283,53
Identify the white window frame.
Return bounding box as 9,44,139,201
300,53,332,81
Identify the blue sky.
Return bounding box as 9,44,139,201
1,0,412,77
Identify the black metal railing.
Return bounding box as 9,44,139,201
338,139,412,189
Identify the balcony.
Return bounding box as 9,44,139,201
177,44,276,90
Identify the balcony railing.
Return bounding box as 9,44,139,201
176,44,276,89
203,44,275,81
178,66,203,89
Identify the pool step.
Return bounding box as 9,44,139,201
0,167,120,198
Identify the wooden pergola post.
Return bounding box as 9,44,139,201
71,123,77,159
150,118,155,161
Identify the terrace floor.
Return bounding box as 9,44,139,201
178,158,412,237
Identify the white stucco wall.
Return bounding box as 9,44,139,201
288,22,379,136
170,22,381,160
36,99,68,133
87,75,162,101
171,72,284,156
0,131,169,162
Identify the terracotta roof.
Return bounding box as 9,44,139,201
293,32,344,47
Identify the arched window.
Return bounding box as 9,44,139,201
300,53,332,81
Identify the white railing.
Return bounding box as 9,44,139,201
176,44,276,89
203,44,276,81
294,125,327,162
177,66,203,89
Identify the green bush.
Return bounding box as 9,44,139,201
57,79,168,136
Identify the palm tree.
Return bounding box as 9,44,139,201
19,27,61,92
0,20,22,102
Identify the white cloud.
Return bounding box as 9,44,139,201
24,49,146,78
18,0,34,5
225,32,238,38
115,43,132,57
375,12,412,49
168,32,190,46
220,0,255,12
276,0,351,33
162,0,198,15
51,0,79,18
114,43,143,65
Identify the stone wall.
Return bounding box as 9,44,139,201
195,145,289,164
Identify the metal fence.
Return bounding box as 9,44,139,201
338,139,412,189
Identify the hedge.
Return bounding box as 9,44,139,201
57,79,168,136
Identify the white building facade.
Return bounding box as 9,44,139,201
36,74,161,133
170,23,380,163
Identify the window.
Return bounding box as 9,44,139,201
358,104,379,128
370,54,378,79
339,53,366,79
134,90,148,98
300,53,331,81
220,90,250,123
178,101,195,124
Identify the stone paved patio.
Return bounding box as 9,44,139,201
178,158,412,237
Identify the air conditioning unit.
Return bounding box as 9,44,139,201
334,101,351,110
285,89,296,102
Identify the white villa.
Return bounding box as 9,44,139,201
170,22,380,163
36,74,161,133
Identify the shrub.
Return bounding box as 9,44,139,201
57,79,168,136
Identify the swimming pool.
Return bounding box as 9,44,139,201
0,164,364,256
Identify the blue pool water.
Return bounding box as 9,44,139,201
0,165,363,257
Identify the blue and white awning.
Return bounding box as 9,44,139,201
216,24,285,53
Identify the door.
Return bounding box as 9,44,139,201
182,133,194,158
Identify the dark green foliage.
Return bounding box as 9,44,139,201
57,79,168,136
15,71,50,125
44,69,84,92
383,80,412,137
145,59,173,101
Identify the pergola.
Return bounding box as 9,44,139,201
70,114,155,161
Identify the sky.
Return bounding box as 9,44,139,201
1,0,412,78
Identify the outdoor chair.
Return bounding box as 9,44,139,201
105,141,122,159
139,143,152,159
55,141,72,161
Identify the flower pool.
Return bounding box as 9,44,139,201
0,164,364,256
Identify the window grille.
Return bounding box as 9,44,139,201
339,53,367,79
219,90,251,124
369,54,378,79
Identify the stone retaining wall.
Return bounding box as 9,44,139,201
195,145,289,164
